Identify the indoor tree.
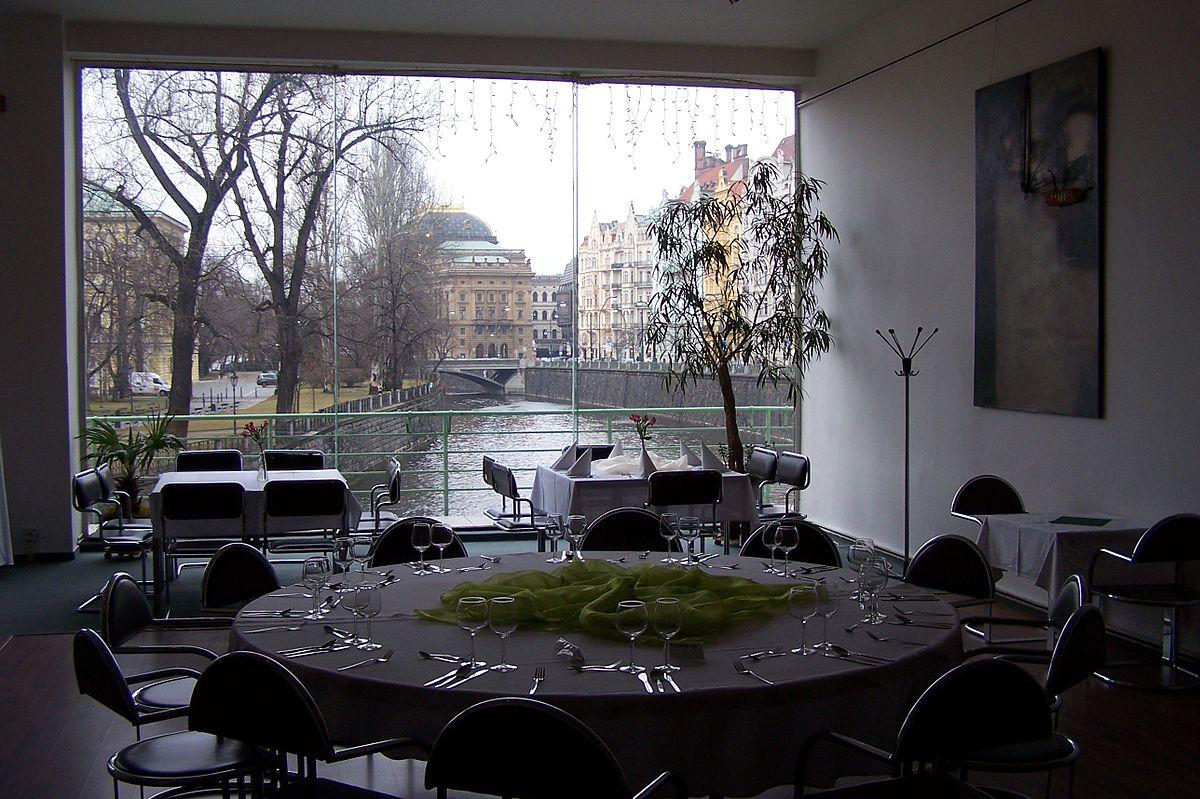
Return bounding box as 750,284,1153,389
646,160,838,472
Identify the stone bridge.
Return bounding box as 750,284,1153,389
430,358,525,394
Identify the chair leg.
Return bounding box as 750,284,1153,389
77,592,102,613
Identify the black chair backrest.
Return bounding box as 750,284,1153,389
263,479,345,518
577,444,615,461
951,475,1025,517
740,517,840,567
491,463,521,501
176,449,243,472
582,507,677,552
1048,574,1086,631
746,447,778,483
72,468,104,511
160,481,246,521
482,455,496,487
905,534,995,599
202,542,281,609
263,449,325,470
647,469,723,508
100,572,153,648
1131,513,1200,563
370,517,468,567
774,452,810,490
426,697,631,799
189,651,333,760
895,659,1052,764
73,629,138,724
386,457,402,503
1043,604,1106,701
96,462,117,500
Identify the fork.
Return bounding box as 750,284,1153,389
337,648,394,672
734,660,774,685
867,629,922,646
529,666,546,695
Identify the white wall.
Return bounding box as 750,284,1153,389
799,0,1200,558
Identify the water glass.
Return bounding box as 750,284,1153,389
544,514,566,563
859,557,891,624
301,556,331,619
815,584,840,650
431,524,454,573
566,514,587,561
847,538,875,604
762,524,781,574
615,599,648,674
653,597,682,672
411,523,432,573
777,524,799,578
678,516,701,564
349,585,383,650
488,596,519,672
788,579,820,655
659,513,680,563
350,535,374,576
456,596,489,668
332,537,355,590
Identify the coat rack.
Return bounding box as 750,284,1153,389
875,326,939,569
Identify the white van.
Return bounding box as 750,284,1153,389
130,371,171,396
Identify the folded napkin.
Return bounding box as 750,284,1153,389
551,444,578,471
610,441,624,457
639,447,657,478
680,443,701,466
565,448,592,477
700,443,726,471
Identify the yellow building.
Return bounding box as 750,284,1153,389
427,207,533,359
576,205,656,360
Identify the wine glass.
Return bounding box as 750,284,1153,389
301,556,331,619
777,524,799,578
351,585,383,650
859,557,891,624
455,596,489,668
678,516,701,564
344,586,370,647
659,513,680,563
431,524,454,573
814,584,840,650
566,515,587,561
544,514,566,563
761,524,781,574
488,596,519,672
846,538,875,604
653,597,682,672
615,600,648,674
332,537,355,591
350,535,374,577
788,579,819,655
411,523,432,574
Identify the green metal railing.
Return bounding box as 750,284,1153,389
85,404,794,516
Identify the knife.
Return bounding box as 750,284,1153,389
637,671,654,693
424,664,471,688
663,672,681,692
445,667,491,689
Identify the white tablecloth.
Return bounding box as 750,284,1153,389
529,465,759,526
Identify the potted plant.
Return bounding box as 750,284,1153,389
80,412,183,515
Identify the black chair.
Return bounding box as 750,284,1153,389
264,449,326,470
188,650,427,797
176,449,244,472
482,455,496,489
577,443,616,461
484,461,539,530
1088,513,1200,690
369,517,468,568
262,478,347,559
74,627,199,726
201,542,281,611
424,697,686,799
646,468,725,553
959,574,1086,649
905,534,996,610
581,507,680,552
365,457,403,532
746,446,780,514
75,629,271,799
795,659,1075,799
740,516,840,567
774,451,811,517
950,475,1026,526
72,465,154,611
159,481,247,608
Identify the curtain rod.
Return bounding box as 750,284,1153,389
797,0,1038,108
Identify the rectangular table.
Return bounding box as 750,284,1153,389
148,469,362,609
529,465,759,527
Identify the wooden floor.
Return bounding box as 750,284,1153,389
2,622,1198,799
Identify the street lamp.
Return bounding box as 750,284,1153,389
228,369,240,435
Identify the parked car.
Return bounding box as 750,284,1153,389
129,371,170,396
256,371,278,387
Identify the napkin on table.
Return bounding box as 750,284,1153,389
610,441,624,457
566,448,592,477
680,443,701,466
639,447,657,478
700,443,726,471
550,443,578,471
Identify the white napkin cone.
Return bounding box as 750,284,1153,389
639,447,657,478
680,443,702,466
551,443,578,471
565,448,592,477
700,443,726,471
610,441,624,457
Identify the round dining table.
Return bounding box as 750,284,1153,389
231,552,963,797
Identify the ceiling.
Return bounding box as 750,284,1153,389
0,0,906,50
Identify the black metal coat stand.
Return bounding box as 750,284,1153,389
875,326,939,569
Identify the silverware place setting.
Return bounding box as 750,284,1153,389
825,644,893,665
529,666,545,694
867,629,922,646
418,650,464,663
738,648,788,661
890,615,953,630
424,663,472,687
733,660,774,685
443,666,491,689
243,624,302,634
337,648,394,672
891,604,955,618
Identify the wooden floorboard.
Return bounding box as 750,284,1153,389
1,621,1197,799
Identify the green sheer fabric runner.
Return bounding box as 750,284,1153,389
418,560,802,642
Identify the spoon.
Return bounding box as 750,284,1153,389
418,650,463,663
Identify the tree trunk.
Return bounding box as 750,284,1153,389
716,362,744,473
275,308,303,415
167,250,203,438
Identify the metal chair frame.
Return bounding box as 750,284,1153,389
72,466,155,612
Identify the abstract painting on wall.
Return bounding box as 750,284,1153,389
974,48,1103,417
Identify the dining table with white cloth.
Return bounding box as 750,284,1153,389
230,552,963,796
529,464,760,527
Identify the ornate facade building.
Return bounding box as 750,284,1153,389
530,273,564,357
576,204,657,360
427,207,533,359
